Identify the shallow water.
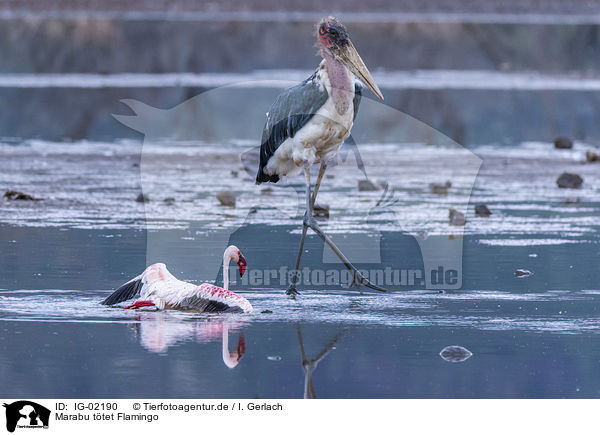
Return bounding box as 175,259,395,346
1,220,599,398
1,68,600,398
3,289,600,398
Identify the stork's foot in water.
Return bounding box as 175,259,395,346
348,271,385,292
124,300,156,310
303,213,387,293
286,284,299,298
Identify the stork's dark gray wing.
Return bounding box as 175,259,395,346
256,72,328,184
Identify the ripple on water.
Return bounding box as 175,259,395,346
1,289,600,334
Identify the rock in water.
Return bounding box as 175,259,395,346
475,204,492,217
556,173,583,189
449,208,466,226
358,179,379,191
440,345,472,363
313,204,329,219
586,151,599,162
554,137,573,149
216,190,236,207
3,190,41,201
430,181,452,194
515,269,533,278
135,193,150,203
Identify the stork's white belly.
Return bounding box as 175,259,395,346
264,64,355,178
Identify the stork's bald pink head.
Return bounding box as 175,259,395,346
317,16,350,49
315,16,384,101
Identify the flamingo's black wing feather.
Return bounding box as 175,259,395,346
101,278,142,305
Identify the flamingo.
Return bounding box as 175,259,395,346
101,245,253,313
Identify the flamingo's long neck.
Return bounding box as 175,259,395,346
222,255,229,291
222,327,231,366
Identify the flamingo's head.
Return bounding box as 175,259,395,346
225,245,247,277
224,334,246,369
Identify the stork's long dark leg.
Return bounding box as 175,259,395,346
287,225,308,296
286,169,312,296
308,164,386,292
307,217,387,292
286,164,326,296
310,162,327,208
286,166,387,295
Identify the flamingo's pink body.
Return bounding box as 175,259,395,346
101,245,253,313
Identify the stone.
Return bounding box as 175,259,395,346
216,190,236,207
556,172,583,189
449,208,466,226
554,137,573,149
475,204,492,217
586,151,599,162
430,181,452,194
135,193,150,203
358,179,379,191
515,269,533,278
3,190,40,201
313,204,329,219
439,345,472,363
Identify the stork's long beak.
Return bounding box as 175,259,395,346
337,40,384,100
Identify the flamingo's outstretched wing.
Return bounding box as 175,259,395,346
175,284,254,313
101,276,143,305
101,263,177,305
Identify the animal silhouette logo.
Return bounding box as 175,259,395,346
3,401,50,433
113,82,481,290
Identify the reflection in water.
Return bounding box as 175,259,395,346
297,326,342,399
132,312,247,368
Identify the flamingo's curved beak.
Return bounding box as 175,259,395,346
238,254,247,277
237,334,246,358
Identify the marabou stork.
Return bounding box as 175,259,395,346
100,245,253,313
255,16,385,295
